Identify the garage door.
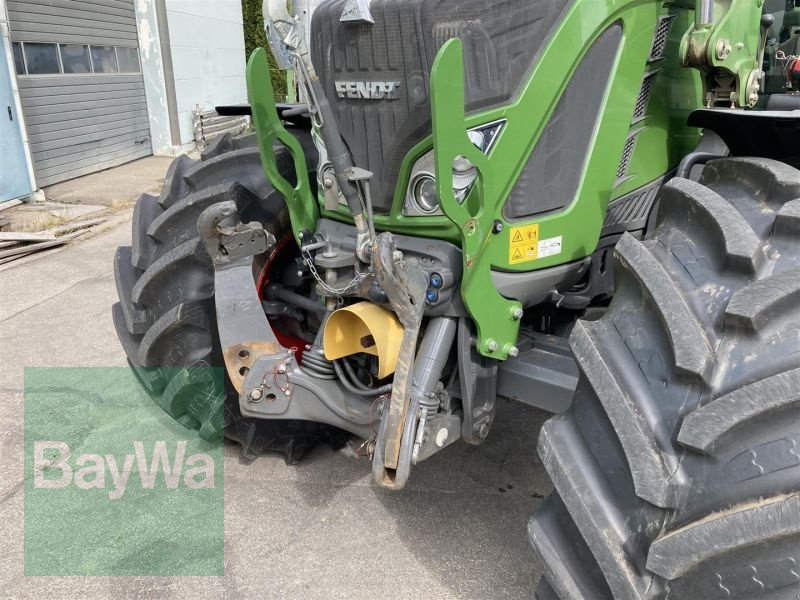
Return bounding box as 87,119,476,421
7,0,152,187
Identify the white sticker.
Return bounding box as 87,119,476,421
537,236,562,259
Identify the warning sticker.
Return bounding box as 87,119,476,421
537,236,563,259
508,224,539,264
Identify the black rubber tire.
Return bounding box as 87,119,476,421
530,158,800,599
113,132,346,464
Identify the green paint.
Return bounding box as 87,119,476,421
247,48,317,241
680,0,763,107
422,0,704,355
430,38,522,359
249,0,721,355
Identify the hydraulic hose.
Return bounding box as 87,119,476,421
264,0,364,219
334,360,393,397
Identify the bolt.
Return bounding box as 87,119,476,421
507,345,519,358
486,339,498,352
510,306,524,320
492,220,504,234
323,178,334,189
716,39,731,60
435,428,449,448
248,388,263,402
478,423,490,439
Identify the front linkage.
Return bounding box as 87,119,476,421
202,0,769,491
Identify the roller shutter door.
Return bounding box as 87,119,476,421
7,0,152,187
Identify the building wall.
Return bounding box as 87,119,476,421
134,0,173,156
164,0,248,145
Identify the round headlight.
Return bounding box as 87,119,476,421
412,175,439,213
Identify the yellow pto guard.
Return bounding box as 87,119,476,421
323,302,404,379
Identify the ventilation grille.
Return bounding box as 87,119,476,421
602,179,661,235
616,135,637,180
649,15,676,62
633,72,658,121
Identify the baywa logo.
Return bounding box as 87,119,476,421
24,367,224,576
34,440,215,500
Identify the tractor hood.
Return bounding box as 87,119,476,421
309,0,569,213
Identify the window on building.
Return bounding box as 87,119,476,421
90,46,118,73
12,42,26,75
116,47,141,73
59,44,92,74
23,43,60,75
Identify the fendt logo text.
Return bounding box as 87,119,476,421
335,80,401,100
34,440,216,500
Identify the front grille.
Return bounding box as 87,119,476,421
633,71,658,121
311,0,571,213
649,15,676,62
616,134,638,181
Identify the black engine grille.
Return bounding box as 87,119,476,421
310,0,571,212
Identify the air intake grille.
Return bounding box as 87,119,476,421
616,135,637,180
649,15,675,62
633,72,658,121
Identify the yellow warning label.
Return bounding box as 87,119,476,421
508,224,539,265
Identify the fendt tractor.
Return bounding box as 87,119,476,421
113,0,800,595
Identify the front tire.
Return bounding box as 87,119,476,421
531,158,800,599
112,133,344,463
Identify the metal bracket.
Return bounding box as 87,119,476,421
430,38,522,360
371,232,428,488
247,48,318,242
198,201,280,392
680,0,765,107
198,201,375,439
340,0,374,23
454,318,498,444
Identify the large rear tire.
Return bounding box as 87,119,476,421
113,132,345,463
531,158,800,599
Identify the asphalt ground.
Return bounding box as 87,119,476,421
0,215,554,599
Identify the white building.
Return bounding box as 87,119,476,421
0,0,249,202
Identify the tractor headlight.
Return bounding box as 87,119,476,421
404,120,505,216
412,175,440,214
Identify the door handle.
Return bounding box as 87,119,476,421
7,106,11,122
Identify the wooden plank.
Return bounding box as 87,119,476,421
0,231,56,242
0,241,19,249
0,230,88,260
46,218,106,235
0,200,23,212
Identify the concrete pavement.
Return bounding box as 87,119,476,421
0,215,553,599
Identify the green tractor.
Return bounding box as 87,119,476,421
113,0,800,595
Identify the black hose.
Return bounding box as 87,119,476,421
333,360,392,397
676,152,722,179
339,358,372,390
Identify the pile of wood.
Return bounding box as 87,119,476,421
0,218,106,266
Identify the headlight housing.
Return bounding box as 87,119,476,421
404,120,505,216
